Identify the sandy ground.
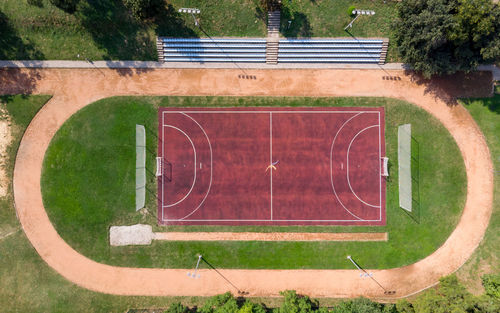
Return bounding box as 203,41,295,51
154,232,388,242
1,67,493,299
0,107,12,198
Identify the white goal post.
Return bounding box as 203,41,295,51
156,157,163,177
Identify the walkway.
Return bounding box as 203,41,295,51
3,67,493,299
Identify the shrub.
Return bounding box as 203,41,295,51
482,274,500,299
49,0,80,13
123,0,164,21
165,302,189,313
27,0,44,7
348,6,356,17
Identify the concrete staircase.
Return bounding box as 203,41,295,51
156,37,164,62
379,39,389,65
266,39,279,64
266,10,281,64
267,10,280,38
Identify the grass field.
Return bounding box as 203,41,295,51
0,95,209,312
2,93,499,312
40,96,466,270
456,94,500,292
0,0,397,61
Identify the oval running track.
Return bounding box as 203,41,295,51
5,68,493,299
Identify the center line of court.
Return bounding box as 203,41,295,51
270,112,273,221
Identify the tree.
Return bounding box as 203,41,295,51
198,292,239,313
334,297,384,313
482,274,500,299
123,0,164,21
394,0,500,77
274,290,319,313
413,275,476,313
396,299,414,313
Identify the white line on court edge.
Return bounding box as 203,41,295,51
378,111,382,219
162,111,380,114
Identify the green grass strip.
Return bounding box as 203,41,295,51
41,96,465,270
458,95,500,283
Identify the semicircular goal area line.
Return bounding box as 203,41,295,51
346,124,381,208
177,112,213,221
330,112,364,221
162,125,197,208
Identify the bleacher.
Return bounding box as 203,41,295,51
157,37,389,64
158,38,267,63
278,38,384,63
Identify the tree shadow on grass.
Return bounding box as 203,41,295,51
280,11,312,38
76,0,156,60
0,10,44,60
0,11,43,100
153,3,198,38
462,94,500,115
405,70,494,106
76,1,197,73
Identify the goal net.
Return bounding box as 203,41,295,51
398,124,412,212
136,124,146,211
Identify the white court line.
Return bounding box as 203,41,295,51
160,109,384,223
176,113,213,221
378,111,382,220
270,112,273,220
330,113,365,220
162,110,380,114
346,125,381,208
163,219,382,222
161,112,165,221
162,125,197,208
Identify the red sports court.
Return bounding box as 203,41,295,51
157,107,386,226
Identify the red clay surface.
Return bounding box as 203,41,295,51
158,107,386,225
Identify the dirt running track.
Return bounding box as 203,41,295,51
3,68,493,299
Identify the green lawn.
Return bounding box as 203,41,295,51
0,95,209,312
457,94,500,292
41,96,466,270
0,0,398,61
280,0,399,61
280,0,396,38
0,0,266,60
2,93,498,312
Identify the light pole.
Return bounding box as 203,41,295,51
346,256,396,295
187,254,202,278
179,8,201,27
347,255,372,277
344,10,375,31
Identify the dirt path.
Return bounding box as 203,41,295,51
0,106,12,198
4,68,493,298
153,232,388,242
